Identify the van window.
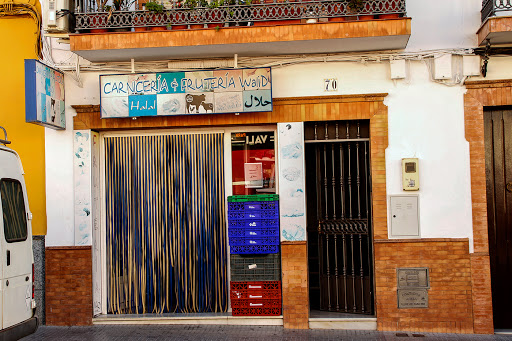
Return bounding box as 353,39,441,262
0,179,27,243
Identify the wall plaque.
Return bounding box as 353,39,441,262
397,267,429,289
397,289,428,308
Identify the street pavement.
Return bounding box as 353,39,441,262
21,325,512,341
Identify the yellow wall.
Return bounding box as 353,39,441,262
0,1,47,235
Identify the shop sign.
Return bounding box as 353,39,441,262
24,59,66,130
100,67,272,118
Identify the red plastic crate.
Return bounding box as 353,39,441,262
230,281,281,291
230,289,281,300
232,307,282,316
231,298,281,309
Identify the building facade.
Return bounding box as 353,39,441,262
40,0,512,333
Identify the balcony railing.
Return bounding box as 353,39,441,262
482,0,512,22
74,0,406,31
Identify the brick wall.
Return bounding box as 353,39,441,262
45,246,93,326
281,242,309,329
374,239,474,334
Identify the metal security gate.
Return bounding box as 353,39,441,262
104,133,228,314
305,121,373,314
484,109,512,329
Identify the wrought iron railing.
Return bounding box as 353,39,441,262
74,0,406,31
482,0,512,22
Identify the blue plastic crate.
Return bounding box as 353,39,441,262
228,227,279,238
228,219,279,229
228,201,279,211
228,211,279,220
229,236,280,246
230,244,280,254
228,195,279,202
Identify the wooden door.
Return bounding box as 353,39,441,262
484,109,512,329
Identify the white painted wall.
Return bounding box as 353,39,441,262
45,73,100,246
406,0,481,50
471,56,512,81
45,123,74,246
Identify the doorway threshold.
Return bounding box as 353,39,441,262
495,330,512,335
309,310,376,330
93,312,283,326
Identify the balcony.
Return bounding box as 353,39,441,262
70,0,411,62
478,0,512,46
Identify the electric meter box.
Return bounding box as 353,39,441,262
402,158,419,191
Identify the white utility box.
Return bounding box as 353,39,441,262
389,195,420,238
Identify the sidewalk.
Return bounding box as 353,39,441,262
21,325,512,341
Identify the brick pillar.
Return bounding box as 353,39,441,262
45,246,93,326
281,242,309,329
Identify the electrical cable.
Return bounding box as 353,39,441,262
0,0,43,58
46,47,477,87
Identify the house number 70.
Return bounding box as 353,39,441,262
324,78,338,92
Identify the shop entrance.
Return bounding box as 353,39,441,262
484,108,512,329
104,133,228,314
305,121,374,315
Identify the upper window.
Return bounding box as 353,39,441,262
0,179,28,243
231,131,276,195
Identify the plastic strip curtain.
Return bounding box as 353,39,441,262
105,133,228,314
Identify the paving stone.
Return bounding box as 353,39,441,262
20,325,512,341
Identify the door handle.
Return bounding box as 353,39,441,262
507,182,512,193
6,250,10,266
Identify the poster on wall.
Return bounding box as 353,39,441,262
244,163,263,188
74,130,93,246
24,59,65,130
278,122,307,242
100,68,272,118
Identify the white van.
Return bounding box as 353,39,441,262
0,127,37,340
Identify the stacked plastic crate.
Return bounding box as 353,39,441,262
228,194,282,316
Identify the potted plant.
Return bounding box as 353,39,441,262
378,0,399,19
110,0,133,31
348,0,374,20
348,0,375,20
328,1,346,22
185,0,207,29
205,0,226,28
88,0,110,32
145,1,167,30
274,0,300,26
133,0,147,31
166,0,188,30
